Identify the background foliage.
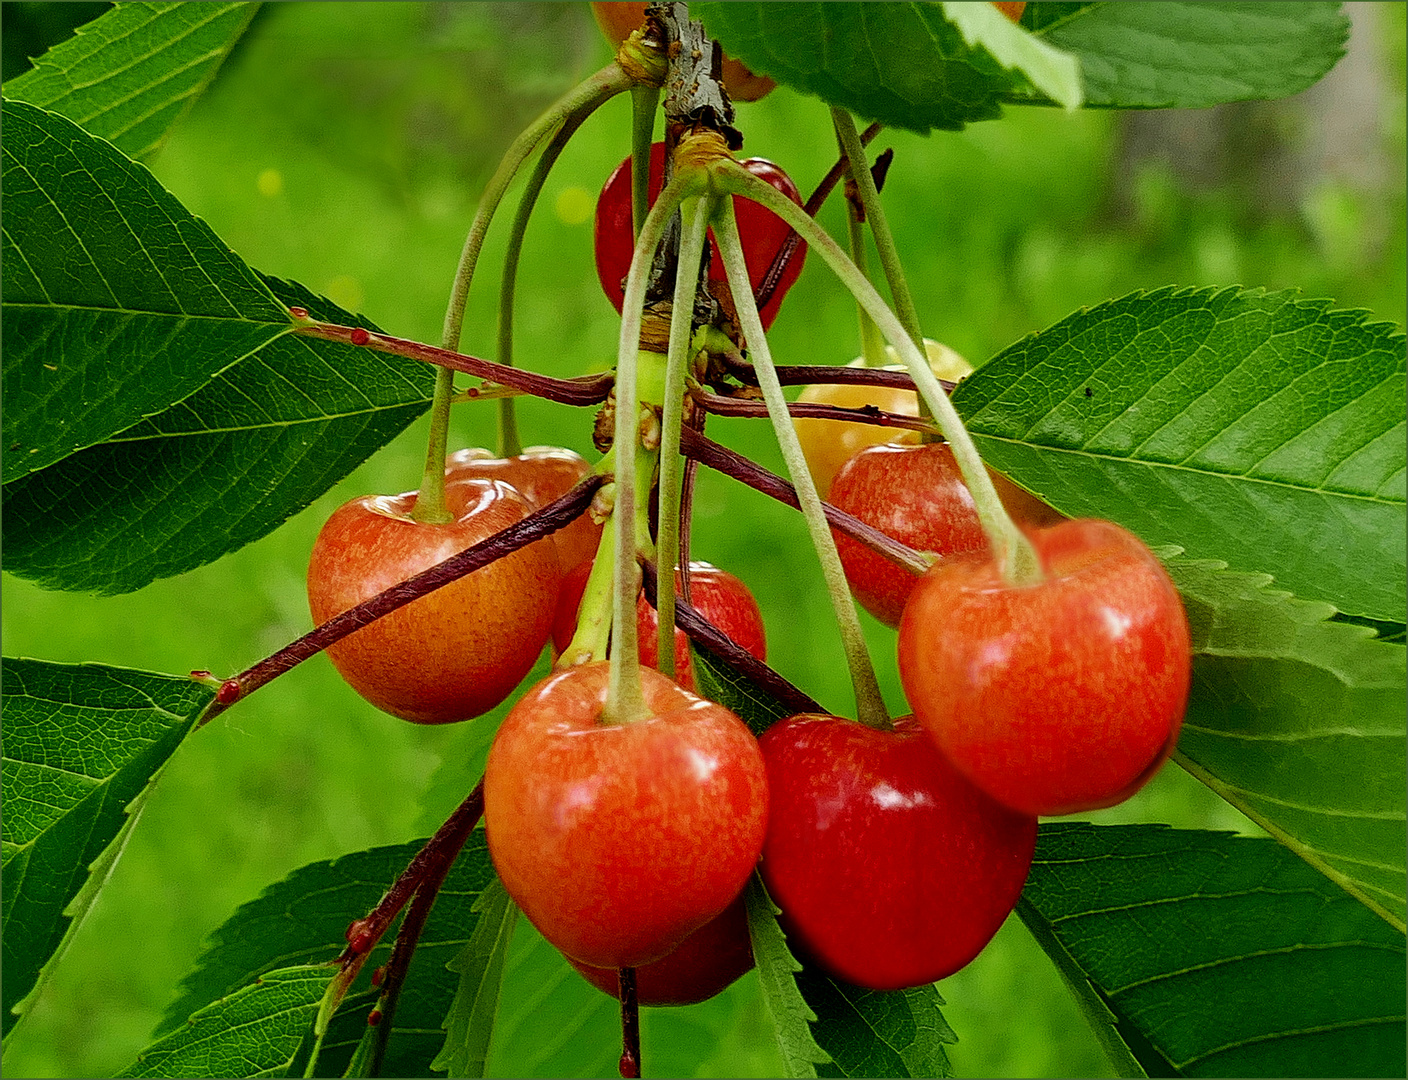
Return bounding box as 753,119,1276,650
2,2,1404,1077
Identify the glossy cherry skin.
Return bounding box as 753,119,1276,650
759,713,1036,991
594,141,805,330
899,519,1191,816
552,560,767,691
793,339,974,499
829,441,1064,627
306,479,559,724
445,445,602,576
567,892,753,1006
590,2,776,101
483,663,768,969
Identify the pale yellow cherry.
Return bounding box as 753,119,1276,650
794,339,973,499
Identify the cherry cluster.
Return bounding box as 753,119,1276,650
298,0,1191,1043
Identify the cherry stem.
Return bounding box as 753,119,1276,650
714,161,1044,588
297,323,613,406
314,780,484,1039
629,85,658,241
654,196,714,681
678,427,931,575
753,122,880,316
558,506,619,666
641,559,824,716
832,108,923,351
712,196,891,732
690,382,936,436
617,967,641,1079
605,168,702,725
838,128,887,370
199,475,606,724
495,107,592,458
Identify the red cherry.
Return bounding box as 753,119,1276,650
898,519,1191,816
594,142,806,330
483,663,768,969
445,445,603,577
829,441,1064,627
552,560,766,690
306,479,560,724
758,713,1036,991
567,892,753,1005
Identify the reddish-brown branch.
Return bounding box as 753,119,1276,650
617,967,641,1079
690,384,936,434
677,427,931,577
297,322,614,406
201,474,607,723
640,560,824,717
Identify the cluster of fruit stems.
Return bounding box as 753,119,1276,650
194,11,1043,1073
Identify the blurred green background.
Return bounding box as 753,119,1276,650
3,3,1404,1077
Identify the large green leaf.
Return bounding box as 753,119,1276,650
1,659,212,1041
2,275,434,594
3,3,260,160
1167,557,1407,929
1020,824,1406,1078
431,880,518,1079
1,97,291,486
953,287,1406,621
150,831,497,1080
1024,1,1349,109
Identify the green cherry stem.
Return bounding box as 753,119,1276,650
715,161,1043,588
415,60,633,523
629,84,659,240
838,130,886,370
559,497,619,666
604,169,702,724
832,107,923,350
495,106,591,458
654,194,714,680
712,196,891,733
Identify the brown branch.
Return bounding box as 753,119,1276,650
677,427,931,576
201,474,607,723
617,967,641,1078
690,384,936,435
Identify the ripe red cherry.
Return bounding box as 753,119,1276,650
553,560,767,690
759,713,1036,991
594,141,806,330
445,445,602,576
566,892,753,1006
483,663,768,969
898,519,1191,816
306,479,559,724
829,441,1064,627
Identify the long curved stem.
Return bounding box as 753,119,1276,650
713,197,891,732
654,195,713,680
714,161,1043,588
604,169,703,724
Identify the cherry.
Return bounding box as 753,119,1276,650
567,892,753,1006
484,663,767,969
898,519,1191,816
553,559,766,690
994,2,1027,21
758,713,1036,991
594,142,806,330
590,2,776,102
306,478,559,724
829,441,1064,628
793,338,973,499
445,445,602,577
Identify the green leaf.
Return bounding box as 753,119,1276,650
431,880,518,1079
150,832,498,1079
1167,557,1407,929
1,658,211,1041
1026,1,1349,109
3,3,260,159
744,875,829,1078
1020,823,1407,1078
2,275,434,594
799,973,956,1079
953,287,1407,621
0,97,292,486
693,643,798,737
693,3,1029,134
941,1,1082,111
121,965,332,1079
